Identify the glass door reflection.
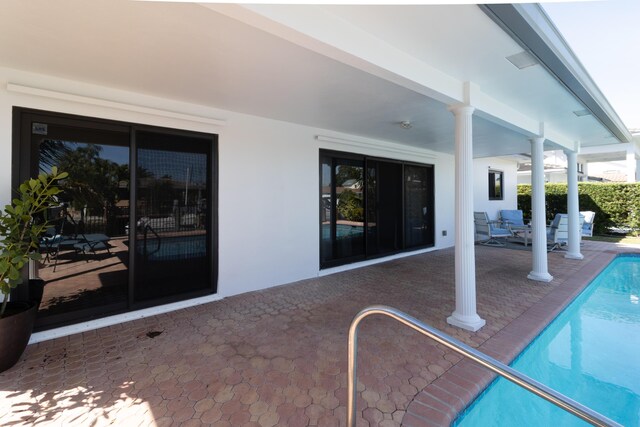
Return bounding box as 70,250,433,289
35,123,130,328
320,154,365,267
134,130,212,302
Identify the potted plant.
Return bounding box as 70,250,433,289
0,167,67,372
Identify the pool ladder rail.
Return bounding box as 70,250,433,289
347,305,621,427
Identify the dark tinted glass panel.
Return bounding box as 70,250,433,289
334,159,365,260
367,160,402,256
36,124,130,327
134,131,211,302
489,170,503,200
17,109,218,330
320,151,434,268
320,155,365,266
366,162,377,255
489,171,503,200
404,165,433,248
320,155,334,264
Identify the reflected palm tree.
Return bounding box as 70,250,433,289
40,141,129,235
39,139,72,172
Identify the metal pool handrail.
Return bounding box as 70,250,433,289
347,305,621,427
142,223,161,257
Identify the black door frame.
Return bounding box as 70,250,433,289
319,149,435,269
12,107,219,329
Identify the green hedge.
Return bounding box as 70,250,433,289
517,183,640,235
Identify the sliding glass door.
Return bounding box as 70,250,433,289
320,154,365,266
134,130,213,302
404,165,434,248
15,109,217,330
366,160,403,256
33,119,130,329
320,150,434,269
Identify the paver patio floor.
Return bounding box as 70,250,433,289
1,240,636,426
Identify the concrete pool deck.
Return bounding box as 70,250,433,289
1,240,638,426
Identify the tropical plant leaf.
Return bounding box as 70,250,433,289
0,167,67,316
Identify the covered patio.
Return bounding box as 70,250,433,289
2,240,635,427
0,2,637,425
0,2,633,334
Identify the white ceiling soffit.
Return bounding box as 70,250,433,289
0,1,625,157
210,4,624,149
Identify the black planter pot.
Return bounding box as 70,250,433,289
28,279,45,308
0,301,37,373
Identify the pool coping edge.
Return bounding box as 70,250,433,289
403,249,631,427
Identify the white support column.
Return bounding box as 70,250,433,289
627,148,637,183
528,137,553,282
565,150,583,260
447,104,485,332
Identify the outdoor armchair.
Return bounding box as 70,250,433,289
474,211,513,246
500,209,531,244
547,214,567,251
580,210,595,237
499,210,526,227
547,213,585,251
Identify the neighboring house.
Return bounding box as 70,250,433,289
517,134,640,184
0,2,631,335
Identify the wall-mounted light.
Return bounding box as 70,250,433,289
400,121,412,130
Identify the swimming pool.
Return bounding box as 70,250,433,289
321,223,364,240
455,254,640,426
138,235,207,261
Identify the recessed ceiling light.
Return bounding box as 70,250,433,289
399,121,412,130
573,109,591,117
506,51,539,70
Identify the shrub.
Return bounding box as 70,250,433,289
517,182,640,235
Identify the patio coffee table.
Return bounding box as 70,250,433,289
510,225,532,246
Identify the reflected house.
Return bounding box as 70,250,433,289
0,2,633,337
114,180,130,235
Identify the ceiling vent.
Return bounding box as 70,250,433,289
506,51,539,70
573,109,592,117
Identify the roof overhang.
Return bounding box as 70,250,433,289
0,2,630,158
481,3,633,145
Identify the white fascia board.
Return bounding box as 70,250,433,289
492,3,632,142
579,142,632,155
206,4,463,105
514,4,631,140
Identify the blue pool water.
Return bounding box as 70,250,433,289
455,254,640,426
321,223,364,240
139,235,207,261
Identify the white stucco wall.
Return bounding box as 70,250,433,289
472,156,518,220
0,67,456,301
